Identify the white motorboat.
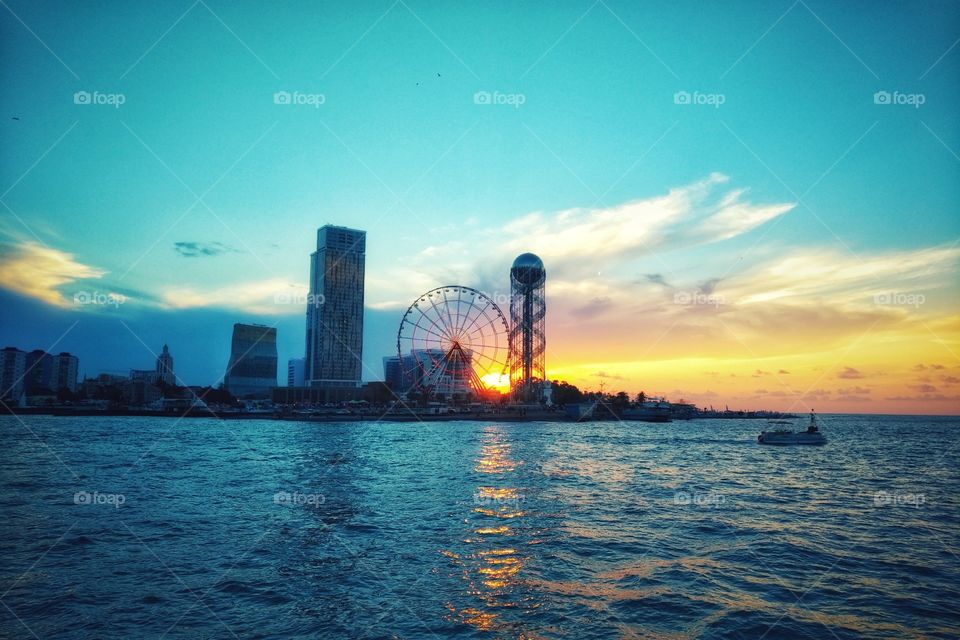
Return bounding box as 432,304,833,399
758,411,827,446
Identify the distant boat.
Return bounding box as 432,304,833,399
621,400,673,423
758,411,827,446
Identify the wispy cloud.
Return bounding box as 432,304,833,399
0,241,106,307
173,241,236,258
498,173,794,271
160,279,307,315
837,367,864,379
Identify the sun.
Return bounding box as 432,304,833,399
480,372,511,391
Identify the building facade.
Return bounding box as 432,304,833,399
24,350,54,393
0,347,26,403
54,352,79,392
382,354,417,392
287,357,305,387
224,324,278,399
130,369,159,384
305,225,365,388
156,344,175,386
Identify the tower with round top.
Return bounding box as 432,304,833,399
509,253,546,402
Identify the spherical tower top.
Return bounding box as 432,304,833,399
512,252,544,270
511,253,545,286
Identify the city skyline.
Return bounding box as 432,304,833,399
1,1,959,414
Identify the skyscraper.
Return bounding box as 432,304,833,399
305,225,365,388
24,350,54,393
224,324,278,399
54,352,79,392
509,253,546,403
156,344,175,386
0,347,26,402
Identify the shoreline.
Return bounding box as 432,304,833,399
0,406,797,422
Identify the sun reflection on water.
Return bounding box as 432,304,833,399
443,426,536,634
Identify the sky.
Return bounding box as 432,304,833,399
1,0,959,414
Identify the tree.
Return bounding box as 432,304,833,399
613,391,630,410
550,380,583,405
635,391,647,405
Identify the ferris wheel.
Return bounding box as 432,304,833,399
396,286,510,398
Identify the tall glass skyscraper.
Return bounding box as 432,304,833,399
224,323,277,398
305,225,365,387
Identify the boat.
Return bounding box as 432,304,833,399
621,399,673,423
758,411,827,446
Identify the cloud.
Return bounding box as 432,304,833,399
399,174,794,289
593,371,624,379
908,384,938,393
778,369,790,374
643,273,671,287
173,241,235,258
837,386,871,395
160,279,309,315
499,174,794,271
0,241,106,307
886,394,960,402
836,394,871,402
941,376,960,385
837,367,864,379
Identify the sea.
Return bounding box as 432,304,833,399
1,414,958,639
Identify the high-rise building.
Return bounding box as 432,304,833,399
508,253,546,403
53,352,79,392
0,347,26,402
287,357,305,387
156,344,175,386
305,225,365,388
382,354,417,392
24,350,54,393
224,324,278,399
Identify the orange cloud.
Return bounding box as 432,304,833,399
0,241,106,307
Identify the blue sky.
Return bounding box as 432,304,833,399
2,1,959,412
